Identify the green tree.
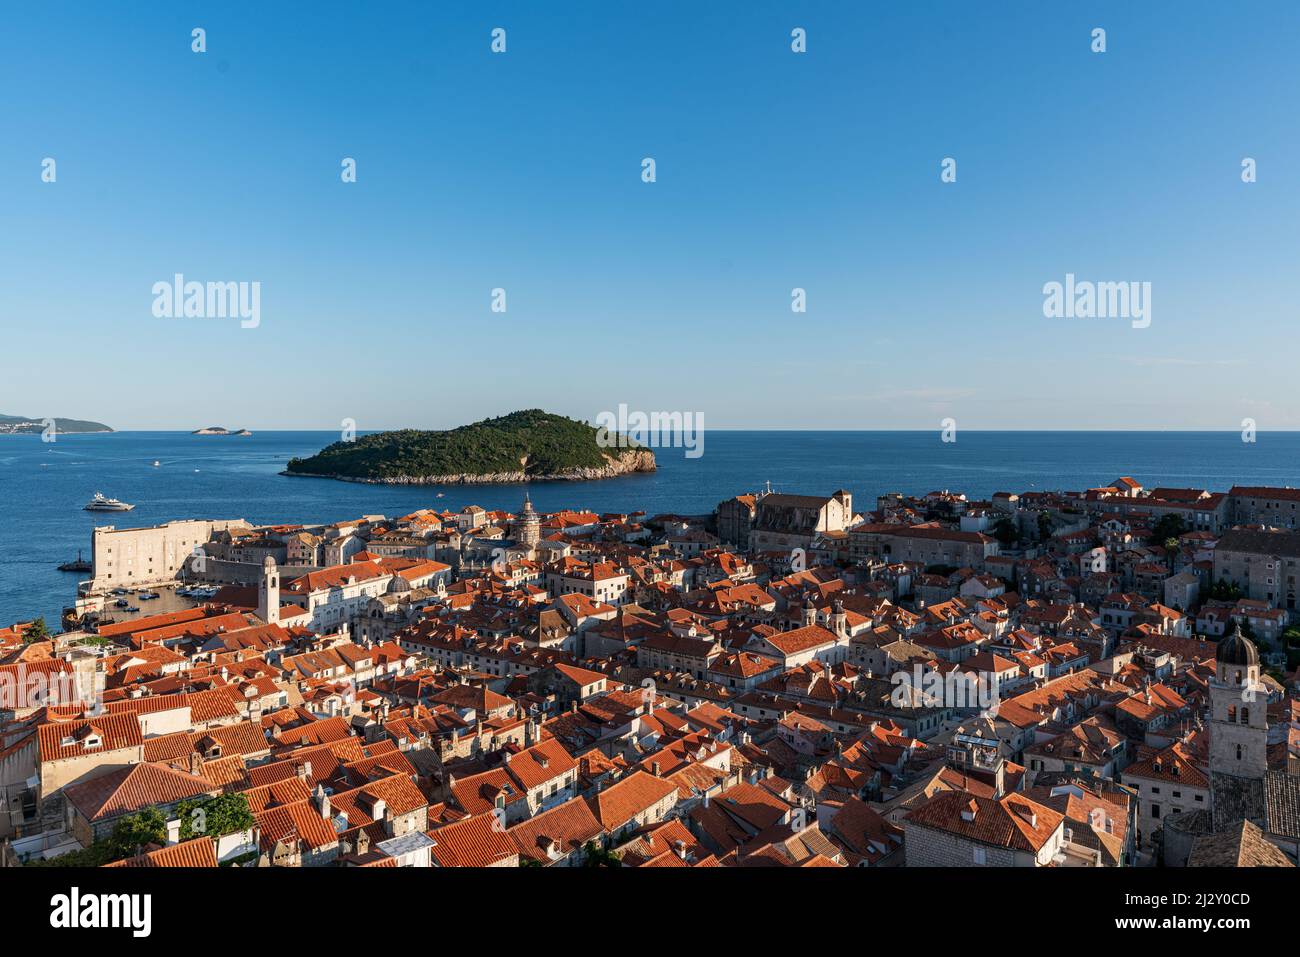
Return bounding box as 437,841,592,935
1037,513,1054,541
1164,537,1181,570
24,844,113,867
106,807,168,860
1206,578,1244,602
1151,514,1187,543
582,841,622,867
22,617,51,644
176,793,254,841
993,518,1020,547
25,808,170,867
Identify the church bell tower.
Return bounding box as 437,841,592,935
1208,624,1268,780
258,555,281,626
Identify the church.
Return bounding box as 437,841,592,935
1162,625,1300,865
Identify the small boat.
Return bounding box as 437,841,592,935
139,591,160,600
84,492,135,512
114,599,129,608
153,461,160,467
57,550,92,572
112,587,130,596
125,606,140,613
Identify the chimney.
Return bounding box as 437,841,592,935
297,760,313,783
651,760,661,777
314,785,331,819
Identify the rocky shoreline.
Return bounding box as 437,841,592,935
281,448,656,485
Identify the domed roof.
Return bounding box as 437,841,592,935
1218,623,1260,667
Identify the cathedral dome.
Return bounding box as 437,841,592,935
1217,624,1260,667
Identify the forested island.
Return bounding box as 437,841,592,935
282,410,655,484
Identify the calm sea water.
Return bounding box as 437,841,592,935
2,430,1298,628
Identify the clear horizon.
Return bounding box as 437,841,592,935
3,2,1298,430
11,426,1300,435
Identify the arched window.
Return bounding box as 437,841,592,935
1237,744,1243,760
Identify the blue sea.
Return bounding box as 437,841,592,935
2,430,1298,628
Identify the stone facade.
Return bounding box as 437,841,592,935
1212,528,1300,617
89,519,248,592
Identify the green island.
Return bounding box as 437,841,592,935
0,413,113,434
283,409,656,485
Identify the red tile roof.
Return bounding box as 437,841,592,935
105,836,219,868
37,712,143,763
429,814,518,867
65,762,214,821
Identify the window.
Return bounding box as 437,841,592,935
972,846,987,865
1151,804,1161,819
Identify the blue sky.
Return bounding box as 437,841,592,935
1,1,1298,431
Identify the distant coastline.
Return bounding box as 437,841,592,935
0,413,113,435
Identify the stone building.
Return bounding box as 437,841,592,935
716,493,759,547
849,522,999,569
511,493,541,549
88,519,249,592
748,491,854,554
1228,485,1300,529
902,790,1067,866
1211,528,1300,620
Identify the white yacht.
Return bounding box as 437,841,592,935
84,492,135,512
